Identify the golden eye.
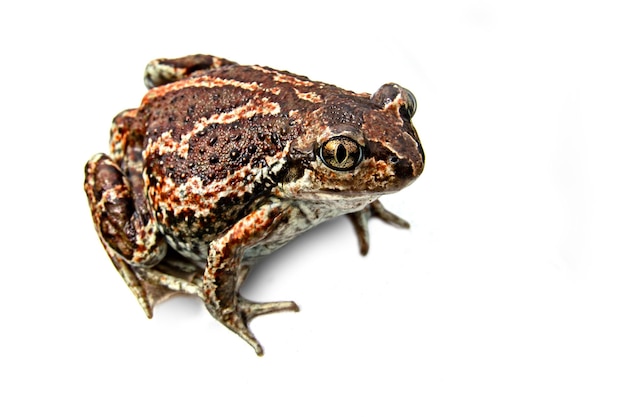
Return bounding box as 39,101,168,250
319,136,363,171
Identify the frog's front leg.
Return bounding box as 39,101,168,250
84,154,167,317
348,200,411,255
203,204,299,356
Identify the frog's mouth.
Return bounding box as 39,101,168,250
303,190,383,200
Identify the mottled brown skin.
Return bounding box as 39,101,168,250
84,54,425,355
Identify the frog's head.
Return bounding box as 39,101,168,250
283,83,425,200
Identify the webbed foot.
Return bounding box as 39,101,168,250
213,298,299,356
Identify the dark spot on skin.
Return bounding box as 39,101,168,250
230,150,240,160
271,132,281,146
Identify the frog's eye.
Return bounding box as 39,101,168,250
319,136,363,171
372,84,417,119
400,88,417,119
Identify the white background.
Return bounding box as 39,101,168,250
1,1,625,415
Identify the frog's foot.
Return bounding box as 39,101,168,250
102,248,155,318
348,199,410,255
213,298,299,356
144,54,238,88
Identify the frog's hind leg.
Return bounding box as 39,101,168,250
144,54,239,88
84,153,167,317
107,248,206,317
104,250,154,318
137,249,205,303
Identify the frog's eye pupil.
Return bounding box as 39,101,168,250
336,144,347,163
319,136,363,171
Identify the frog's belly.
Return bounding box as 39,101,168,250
243,196,376,261
163,196,377,266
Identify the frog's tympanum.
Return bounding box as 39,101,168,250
84,54,425,355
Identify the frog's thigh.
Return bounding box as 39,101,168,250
84,154,165,265
85,154,167,316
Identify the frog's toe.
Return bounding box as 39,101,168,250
213,298,299,356
239,298,300,320
223,315,265,356
348,200,411,256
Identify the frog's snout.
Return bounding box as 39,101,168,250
391,132,425,182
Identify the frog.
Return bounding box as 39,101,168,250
84,54,425,355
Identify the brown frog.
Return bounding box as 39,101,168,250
84,54,425,355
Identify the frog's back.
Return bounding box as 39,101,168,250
137,64,339,246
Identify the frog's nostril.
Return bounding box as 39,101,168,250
393,158,415,179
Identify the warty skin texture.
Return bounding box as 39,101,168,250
84,54,425,355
